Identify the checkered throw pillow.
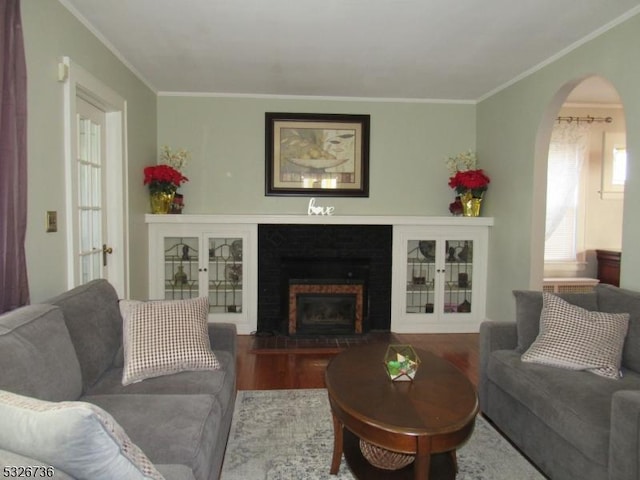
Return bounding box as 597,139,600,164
122,297,220,385
522,292,629,379
0,390,164,479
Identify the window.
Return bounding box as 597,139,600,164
544,123,590,266
601,132,626,199
76,98,106,284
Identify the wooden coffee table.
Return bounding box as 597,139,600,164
325,343,478,479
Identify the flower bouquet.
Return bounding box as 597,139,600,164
160,146,190,213
144,164,188,214
448,169,491,198
446,150,490,217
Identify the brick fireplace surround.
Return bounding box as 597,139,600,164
257,224,393,336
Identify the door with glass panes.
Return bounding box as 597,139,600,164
162,235,245,315
392,226,487,333
405,238,473,316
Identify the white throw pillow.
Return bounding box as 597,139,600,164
122,297,220,385
0,390,164,480
522,292,629,379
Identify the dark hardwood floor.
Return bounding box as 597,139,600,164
236,333,479,391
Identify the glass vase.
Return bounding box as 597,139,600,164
150,191,175,214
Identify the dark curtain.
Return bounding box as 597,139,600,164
0,0,29,312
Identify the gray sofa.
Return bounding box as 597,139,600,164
0,279,237,480
480,283,640,480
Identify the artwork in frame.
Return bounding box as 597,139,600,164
265,112,370,197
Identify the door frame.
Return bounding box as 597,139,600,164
60,56,129,297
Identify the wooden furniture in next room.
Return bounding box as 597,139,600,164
596,249,621,287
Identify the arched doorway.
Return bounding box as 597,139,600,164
531,75,626,290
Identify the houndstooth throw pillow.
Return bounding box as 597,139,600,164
522,293,629,379
0,390,164,480
122,297,220,385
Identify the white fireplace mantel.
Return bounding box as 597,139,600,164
145,214,494,227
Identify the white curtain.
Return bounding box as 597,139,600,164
545,122,590,242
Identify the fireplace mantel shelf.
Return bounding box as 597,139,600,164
145,214,494,227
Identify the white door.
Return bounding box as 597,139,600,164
62,57,128,297
74,97,111,284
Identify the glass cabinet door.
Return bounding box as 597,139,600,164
163,237,200,300
443,239,473,315
406,240,436,314
405,238,474,316
207,237,243,314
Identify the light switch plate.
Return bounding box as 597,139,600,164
46,211,57,232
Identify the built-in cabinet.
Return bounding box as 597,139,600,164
391,225,489,333
148,220,257,334
146,215,491,334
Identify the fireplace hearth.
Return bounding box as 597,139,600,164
258,224,392,335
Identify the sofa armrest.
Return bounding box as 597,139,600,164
208,323,237,358
609,390,640,480
479,321,517,358
478,321,517,412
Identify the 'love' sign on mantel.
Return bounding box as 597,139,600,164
307,198,335,216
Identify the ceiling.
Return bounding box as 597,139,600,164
60,0,640,102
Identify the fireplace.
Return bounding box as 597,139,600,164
288,280,364,335
258,224,392,335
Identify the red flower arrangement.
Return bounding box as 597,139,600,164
144,164,188,194
448,169,490,197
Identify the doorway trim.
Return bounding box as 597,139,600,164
532,74,625,289
59,57,129,297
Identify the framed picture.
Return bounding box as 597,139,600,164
265,112,370,197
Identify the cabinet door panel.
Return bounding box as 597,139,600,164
207,237,243,314
406,240,436,314
163,237,199,300
392,225,487,333
443,239,473,315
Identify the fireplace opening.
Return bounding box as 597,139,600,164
289,280,364,336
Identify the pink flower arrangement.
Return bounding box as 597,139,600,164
144,164,188,194
448,169,490,197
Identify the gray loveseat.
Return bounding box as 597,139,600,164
480,283,640,480
0,279,236,480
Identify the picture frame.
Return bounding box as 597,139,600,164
265,112,370,197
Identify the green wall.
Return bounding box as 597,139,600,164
157,97,476,215
478,13,640,322
22,0,157,301
21,1,639,324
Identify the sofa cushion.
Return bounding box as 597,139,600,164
596,284,640,372
84,394,224,480
487,349,640,466
48,279,122,391
513,290,598,353
89,350,234,399
122,297,220,386
0,305,82,401
155,465,196,480
0,390,163,480
522,293,628,378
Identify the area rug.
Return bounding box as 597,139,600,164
220,389,544,480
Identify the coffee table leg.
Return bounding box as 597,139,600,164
414,436,431,480
451,450,458,473
330,412,343,474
